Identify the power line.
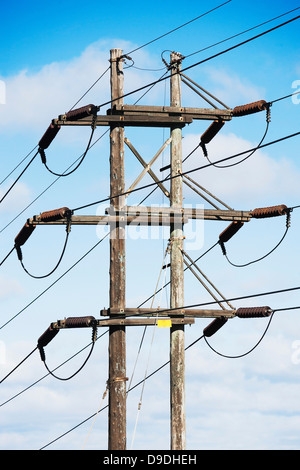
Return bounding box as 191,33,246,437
71,129,300,212
0,2,230,192
96,14,300,110
122,1,232,57
184,5,300,59
39,302,300,449
1,12,298,211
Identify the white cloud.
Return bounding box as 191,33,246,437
0,274,24,300
182,131,300,207
0,39,160,139
0,181,31,214
202,66,266,106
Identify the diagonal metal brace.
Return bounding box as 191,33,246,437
124,136,171,198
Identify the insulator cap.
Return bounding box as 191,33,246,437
64,104,97,121
219,221,244,244
203,317,228,337
64,316,96,328
14,222,36,247
236,306,272,318
200,120,225,144
232,100,268,117
39,207,71,222
37,325,59,348
38,123,61,150
250,205,288,219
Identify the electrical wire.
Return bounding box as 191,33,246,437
203,106,271,168
71,129,300,212
19,228,71,279
39,304,300,449
223,211,291,268
0,149,39,205
204,311,275,359
0,330,109,404
40,120,97,177
96,14,300,110
0,129,110,237
2,9,298,210
0,232,110,330
0,145,38,187
40,323,97,381
184,6,300,59
122,1,232,57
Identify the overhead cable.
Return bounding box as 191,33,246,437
71,130,300,212
184,5,300,59
122,0,232,57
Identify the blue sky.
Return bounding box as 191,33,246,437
0,0,300,451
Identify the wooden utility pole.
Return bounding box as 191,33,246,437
169,51,185,450
32,46,273,450
108,48,126,450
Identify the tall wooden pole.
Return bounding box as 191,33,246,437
108,48,126,450
169,51,186,450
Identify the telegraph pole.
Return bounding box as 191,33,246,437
31,46,277,450
169,51,185,450
108,48,126,450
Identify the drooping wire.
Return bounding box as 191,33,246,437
40,115,97,177
96,14,300,110
0,128,109,237
0,231,110,330
72,130,300,213
19,226,71,279
221,209,292,268
204,311,275,359
40,322,98,381
201,104,272,168
39,304,300,449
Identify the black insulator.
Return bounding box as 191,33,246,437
14,222,36,247
203,317,228,337
236,306,272,318
232,100,268,117
38,123,61,150
37,325,59,348
64,316,96,328
64,104,97,121
201,120,225,144
250,205,288,219
219,221,244,244
39,207,71,222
